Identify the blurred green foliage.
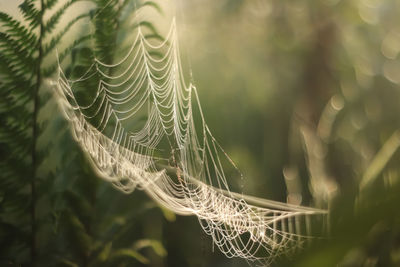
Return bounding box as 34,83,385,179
1,0,400,266
179,0,400,265
0,0,168,266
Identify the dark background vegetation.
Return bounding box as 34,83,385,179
1,0,400,266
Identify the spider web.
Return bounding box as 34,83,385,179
54,18,328,265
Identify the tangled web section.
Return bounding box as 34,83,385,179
55,18,328,265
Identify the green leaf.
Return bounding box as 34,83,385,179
63,210,93,255
144,33,164,42
44,0,59,9
43,34,91,77
0,32,36,72
19,0,41,28
44,0,78,36
43,14,89,56
110,249,149,264
141,1,163,15
133,239,167,257
0,11,37,48
57,258,79,267
159,205,176,222
63,189,93,225
93,241,112,263
136,21,160,37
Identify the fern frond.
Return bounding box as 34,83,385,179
140,1,163,15
135,21,161,37
0,87,32,108
0,161,30,188
43,14,89,56
0,191,31,214
19,0,41,28
89,0,128,65
0,66,34,103
44,0,77,36
0,33,36,72
44,0,59,9
0,11,37,49
0,118,31,142
143,33,164,42
43,34,91,77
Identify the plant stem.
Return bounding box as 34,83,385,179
360,130,400,190
31,0,44,265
